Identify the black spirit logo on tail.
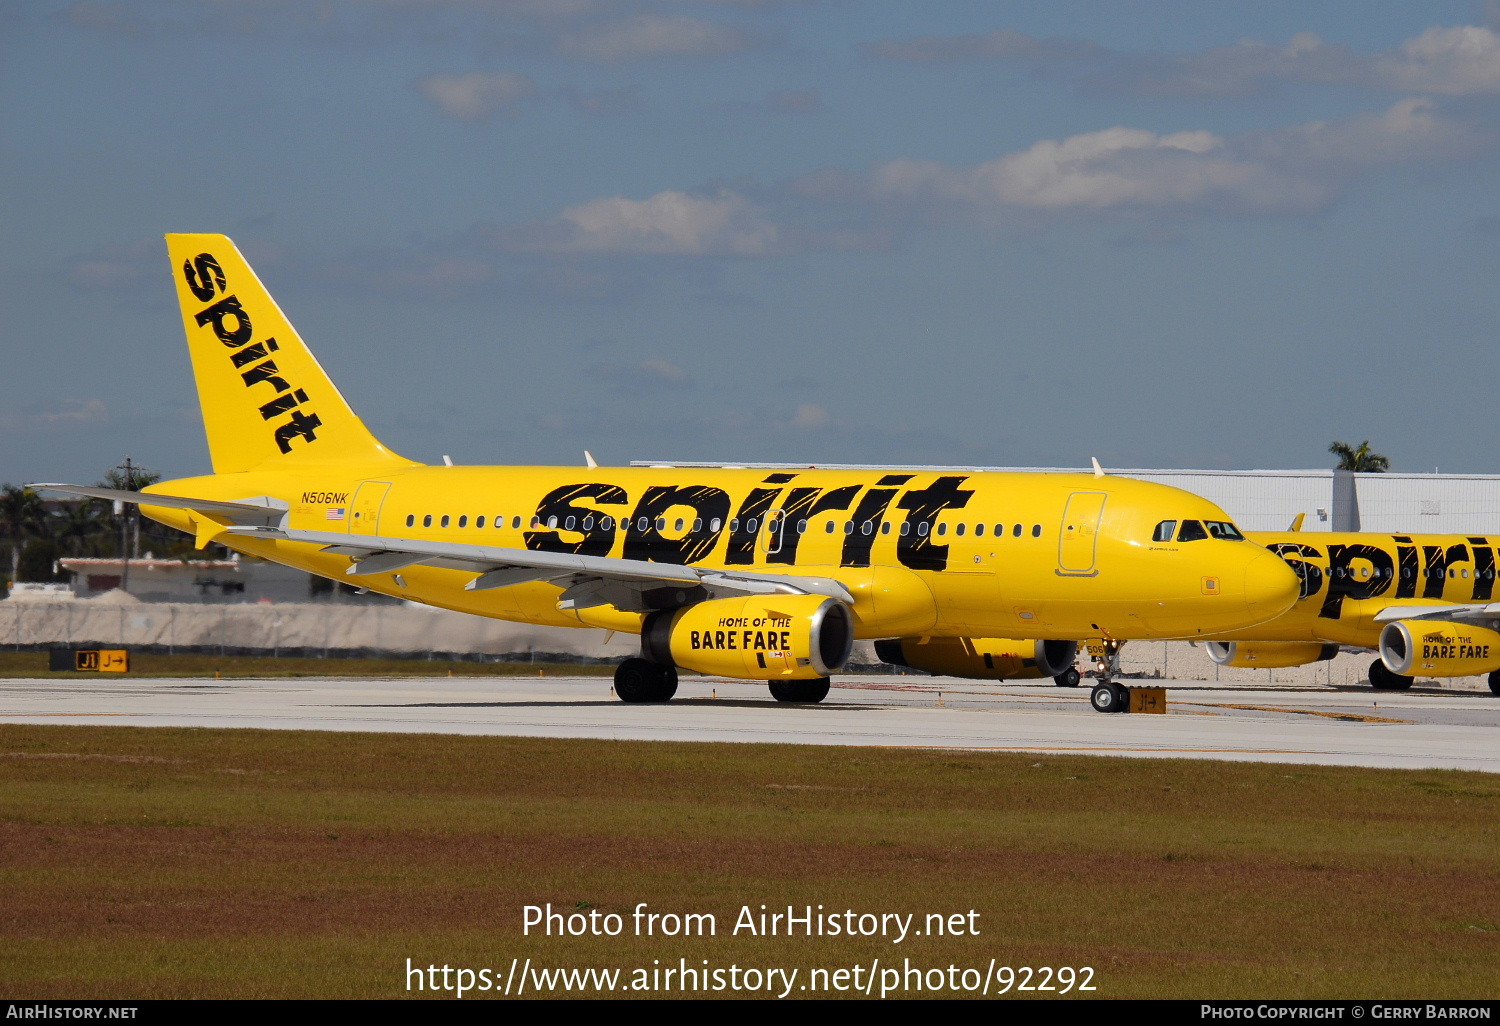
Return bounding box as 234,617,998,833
182,252,322,454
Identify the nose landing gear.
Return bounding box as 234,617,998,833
1088,639,1131,714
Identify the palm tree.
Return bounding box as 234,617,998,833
0,484,47,585
1328,440,1390,473
53,499,112,557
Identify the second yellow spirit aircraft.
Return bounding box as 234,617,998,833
36,235,1300,713
1204,526,1500,694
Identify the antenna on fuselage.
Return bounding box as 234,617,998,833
1091,457,1105,478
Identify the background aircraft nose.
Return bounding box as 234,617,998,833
1243,547,1300,621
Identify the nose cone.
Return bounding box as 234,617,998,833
1242,547,1301,625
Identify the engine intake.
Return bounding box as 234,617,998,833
643,593,853,680
1379,620,1500,678
1205,641,1338,669
875,637,1077,680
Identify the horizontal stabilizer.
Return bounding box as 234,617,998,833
29,484,287,519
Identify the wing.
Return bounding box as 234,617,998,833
225,525,855,612
1373,603,1500,625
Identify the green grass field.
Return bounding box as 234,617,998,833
1,724,1497,999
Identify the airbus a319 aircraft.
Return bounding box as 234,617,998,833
36,235,1300,713
1203,525,1500,694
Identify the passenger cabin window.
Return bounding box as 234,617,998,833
406,514,415,528
440,515,451,528
476,516,485,528
1031,524,1041,538
1012,524,1022,538
1153,520,1177,543
459,515,468,528
1177,520,1208,542
423,515,433,528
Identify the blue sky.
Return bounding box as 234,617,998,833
3,1,1499,485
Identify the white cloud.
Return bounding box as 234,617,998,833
870,28,1099,63
861,100,1486,218
589,359,696,393
1,398,109,432
790,403,829,429
1378,25,1500,94
873,22,1500,99
502,189,784,255
415,71,537,120
557,13,756,63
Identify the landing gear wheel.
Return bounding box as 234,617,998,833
614,658,679,703
1090,681,1129,714
1489,670,1500,696
1368,659,1414,691
1053,667,1082,688
769,677,831,703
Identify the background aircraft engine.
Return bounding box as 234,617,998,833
1205,641,1338,669
874,637,1078,680
1379,620,1500,678
643,594,853,680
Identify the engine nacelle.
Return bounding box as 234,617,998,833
1205,641,1338,669
874,637,1077,680
643,594,853,680
1379,620,1500,677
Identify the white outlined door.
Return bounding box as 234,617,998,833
348,482,391,536
1058,491,1106,575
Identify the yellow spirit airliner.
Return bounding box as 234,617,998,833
36,235,1300,713
1200,528,1500,694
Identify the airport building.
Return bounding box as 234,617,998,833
1108,468,1500,535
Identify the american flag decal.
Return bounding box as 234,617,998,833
326,507,346,521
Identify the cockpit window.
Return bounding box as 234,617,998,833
1177,520,1208,542
1204,520,1244,541
1152,520,1177,543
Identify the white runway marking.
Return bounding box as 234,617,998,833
2,674,1497,772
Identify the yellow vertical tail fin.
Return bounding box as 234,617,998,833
166,233,418,474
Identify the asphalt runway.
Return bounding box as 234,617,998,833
3,672,1498,772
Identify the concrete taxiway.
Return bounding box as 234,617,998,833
2,673,1498,772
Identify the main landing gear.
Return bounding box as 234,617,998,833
1490,670,1500,696
769,677,831,704
614,658,678,703
1088,640,1130,714
1052,667,1082,688
1367,659,1414,691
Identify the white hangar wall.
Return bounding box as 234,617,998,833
1116,469,1500,535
